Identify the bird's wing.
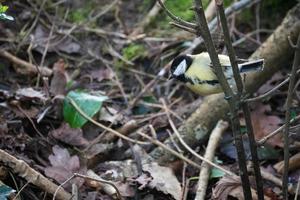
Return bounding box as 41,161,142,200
218,54,231,69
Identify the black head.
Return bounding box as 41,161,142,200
170,55,193,79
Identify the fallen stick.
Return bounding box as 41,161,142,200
0,50,52,76
0,149,71,200
194,120,229,200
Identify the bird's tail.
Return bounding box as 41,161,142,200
238,59,264,73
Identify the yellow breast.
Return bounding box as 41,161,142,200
185,82,222,95
184,53,226,95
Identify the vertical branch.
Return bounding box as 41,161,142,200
282,34,300,200
215,0,243,94
193,0,252,199
241,105,264,199
216,1,264,200
193,0,233,97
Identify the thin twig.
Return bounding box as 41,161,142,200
66,97,149,145
215,1,264,199
193,0,252,199
209,0,258,30
255,3,261,42
282,33,300,200
246,69,300,102
53,173,122,200
16,105,45,138
170,22,197,34
12,181,30,200
294,176,300,200
17,0,47,51
0,149,71,200
0,50,52,76
157,0,197,30
194,120,229,200
161,99,234,176
258,114,300,145
232,29,273,47
137,130,203,169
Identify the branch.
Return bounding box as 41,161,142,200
157,0,197,30
195,120,229,200
0,50,52,76
258,114,300,145
0,149,71,200
282,32,300,200
209,0,257,30
193,0,252,199
184,0,255,55
216,1,264,199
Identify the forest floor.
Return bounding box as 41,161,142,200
0,0,299,199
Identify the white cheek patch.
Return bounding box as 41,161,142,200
173,60,187,76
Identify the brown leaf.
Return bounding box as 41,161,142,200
257,72,285,95
50,123,89,147
141,162,182,200
251,103,282,147
91,68,114,82
45,166,73,184
45,145,86,189
212,176,270,200
115,181,135,197
50,59,67,96
33,25,81,54
48,145,80,171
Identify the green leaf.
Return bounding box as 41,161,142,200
132,96,158,115
0,5,8,13
0,5,13,21
257,145,279,160
210,168,225,179
0,181,15,200
63,91,108,128
210,157,225,179
291,110,296,120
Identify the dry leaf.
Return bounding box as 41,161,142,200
16,88,47,102
251,103,282,147
50,123,89,147
45,145,86,189
50,59,67,96
33,25,81,54
91,68,115,82
258,72,285,95
141,162,182,200
212,176,270,200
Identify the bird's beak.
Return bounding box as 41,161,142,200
168,74,173,80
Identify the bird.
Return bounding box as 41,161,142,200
169,52,264,95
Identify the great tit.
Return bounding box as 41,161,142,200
169,52,264,95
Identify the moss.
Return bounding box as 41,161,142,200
68,2,94,23
122,43,147,61
144,0,211,36
165,0,195,21
223,0,234,7
138,0,155,12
